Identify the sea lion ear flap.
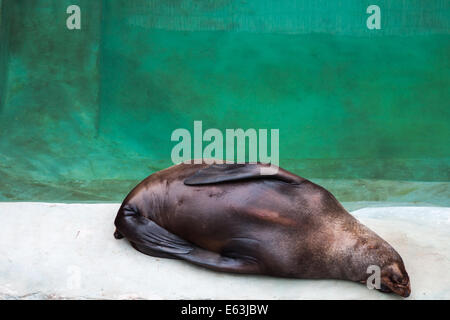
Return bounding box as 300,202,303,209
184,163,304,185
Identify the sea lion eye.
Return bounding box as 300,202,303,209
392,274,401,283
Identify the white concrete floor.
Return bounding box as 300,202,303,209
0,202,449,300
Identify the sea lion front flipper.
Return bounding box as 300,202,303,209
131,242,178,259
175,246,261,274
184,163,305,185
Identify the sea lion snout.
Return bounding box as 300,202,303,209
380,262,411,297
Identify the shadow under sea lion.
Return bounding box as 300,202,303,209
113,161,411,297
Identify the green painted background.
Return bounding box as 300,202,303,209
0,0,449,205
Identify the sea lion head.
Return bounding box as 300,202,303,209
368,234,411,298
305,186,412,298
337,218,411,298
362,236,411,298
379,260,411,297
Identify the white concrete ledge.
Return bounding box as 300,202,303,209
0,203,449,299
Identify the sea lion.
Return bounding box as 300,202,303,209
113,161,411,297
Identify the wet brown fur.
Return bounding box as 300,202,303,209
114,162,411,297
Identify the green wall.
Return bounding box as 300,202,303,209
0,1,449,204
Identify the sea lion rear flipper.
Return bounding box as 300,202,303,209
184,163,304,185
114,205,193,255
115,206,260,273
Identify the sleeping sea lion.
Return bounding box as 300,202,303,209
113,161,411,297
